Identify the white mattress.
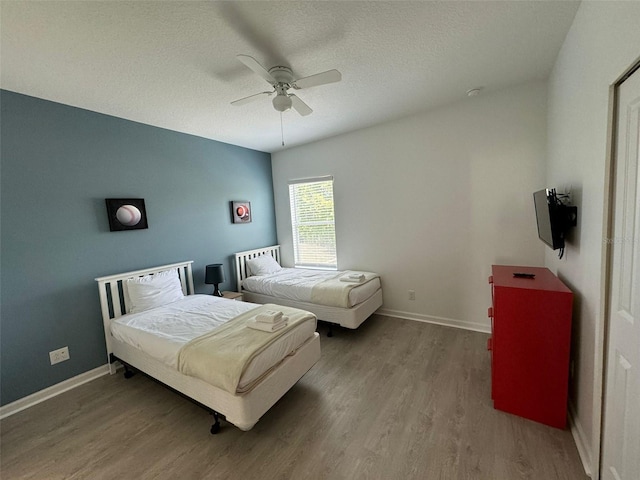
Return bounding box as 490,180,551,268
110,295,317,391
241,268,381,307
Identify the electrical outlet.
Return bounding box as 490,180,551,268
409,290,416,301
49,346,70,365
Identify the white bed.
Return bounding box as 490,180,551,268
235,246,383,332
95,261,321,433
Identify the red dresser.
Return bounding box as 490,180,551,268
488,265,573,428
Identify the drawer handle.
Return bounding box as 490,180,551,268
488,275,493,284
487,338,492,351
487,307,493,318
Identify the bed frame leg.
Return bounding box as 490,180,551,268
210,411,221,435
123,364,136,379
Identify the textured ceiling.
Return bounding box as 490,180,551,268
1,1,579,153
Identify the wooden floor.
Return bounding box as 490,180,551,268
1,315,587,480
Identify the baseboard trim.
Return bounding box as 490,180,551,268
0,365,111,420
568,402,593,477
377,308,491,334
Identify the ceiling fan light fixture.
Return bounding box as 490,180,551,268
272,94,292,112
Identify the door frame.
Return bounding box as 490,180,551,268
596,56,640,480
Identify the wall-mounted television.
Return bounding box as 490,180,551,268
533,188,577,257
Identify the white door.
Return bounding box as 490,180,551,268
601,66,640,480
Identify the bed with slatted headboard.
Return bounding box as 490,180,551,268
95,260,320,433
235,245,281,292
96,261,195,374
235,245,383,332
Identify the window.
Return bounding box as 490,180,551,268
288,176,337,269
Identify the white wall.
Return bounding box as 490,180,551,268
546,1,640,475
272,81,547,332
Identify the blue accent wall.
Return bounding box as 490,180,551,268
0,90,276,405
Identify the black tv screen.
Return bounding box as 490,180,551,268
533,189,564,250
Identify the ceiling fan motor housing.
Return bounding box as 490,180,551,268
268,66,294,85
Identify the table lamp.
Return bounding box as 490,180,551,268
205,264,225,297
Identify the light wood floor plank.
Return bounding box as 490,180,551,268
1,315,588,479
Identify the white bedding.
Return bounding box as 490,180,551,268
110,295,317,391
241,268,381,307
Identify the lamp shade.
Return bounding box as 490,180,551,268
205,264,225,285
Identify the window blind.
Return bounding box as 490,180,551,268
288,177,337,269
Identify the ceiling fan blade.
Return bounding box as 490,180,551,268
236,54,276,84
231,91,273,106
293,69,342,89
290,95,313,116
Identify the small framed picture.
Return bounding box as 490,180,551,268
105,198,148,231
231,201,251,224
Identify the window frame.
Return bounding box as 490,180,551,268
288,176,337,270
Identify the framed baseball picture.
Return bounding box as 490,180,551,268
105,198,148,231
231,201,252,224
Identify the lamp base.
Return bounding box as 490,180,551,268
213,285,223,297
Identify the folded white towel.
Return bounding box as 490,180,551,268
349,273,365,281
340,274,365,283
255,310,284,324
248,318,288,332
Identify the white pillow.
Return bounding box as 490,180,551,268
246,255,282,276
125,268,184,313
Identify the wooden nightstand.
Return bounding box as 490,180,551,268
222,291,243,301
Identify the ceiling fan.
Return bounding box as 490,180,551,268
231,54,342,116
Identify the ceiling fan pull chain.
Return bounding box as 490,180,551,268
280,112,285,146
